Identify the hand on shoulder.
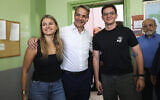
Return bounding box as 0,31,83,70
27,37,38,49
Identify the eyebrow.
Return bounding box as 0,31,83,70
143,24,154,27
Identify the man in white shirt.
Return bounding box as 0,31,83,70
28,5,92,100
60,24,92,72
60,5,92,100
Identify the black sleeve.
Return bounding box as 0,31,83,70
127,28,138,47
93,35,99,50
151,43,160,75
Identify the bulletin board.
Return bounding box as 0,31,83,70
131,15,144,36
0,19,20,58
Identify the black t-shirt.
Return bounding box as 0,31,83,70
93,25,138,75
32,40,62,82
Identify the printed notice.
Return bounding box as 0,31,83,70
10,23,19,41
0,20,6,40
0,43,5,51
134,20,143,29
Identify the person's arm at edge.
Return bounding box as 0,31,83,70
21,47,37,100
132,44,145,92
93,50,103,93
151,44,160,85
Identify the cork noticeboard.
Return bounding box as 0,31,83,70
0,19,20,58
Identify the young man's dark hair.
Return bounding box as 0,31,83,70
101,4,117,14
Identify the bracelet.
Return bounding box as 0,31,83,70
22,90,26,95
137,74,144,77
134,74,144,77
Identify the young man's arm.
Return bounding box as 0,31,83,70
132,57,138,84
93,50,103,93
132,44,145,92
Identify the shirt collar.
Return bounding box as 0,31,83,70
71,23,76,29
71,23,86,33
144,32,156,38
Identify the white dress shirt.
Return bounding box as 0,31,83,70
60,24,92,72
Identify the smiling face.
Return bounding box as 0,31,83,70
74,7,89,32
41,18,58,36
102,7,117,26
142,19,157,36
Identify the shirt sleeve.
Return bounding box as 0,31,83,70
127,28,139,47
59,27,65,39
93,35,99,51
89,37,93,52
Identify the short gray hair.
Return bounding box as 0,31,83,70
75,5,90,17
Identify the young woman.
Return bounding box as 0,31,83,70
21,15,65,100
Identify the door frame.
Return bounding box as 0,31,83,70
67,0,124,25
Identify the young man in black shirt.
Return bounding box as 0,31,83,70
93,4,145,100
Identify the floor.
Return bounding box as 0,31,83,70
90,91,103,100
90,91,158,100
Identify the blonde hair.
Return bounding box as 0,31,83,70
40,15,63,60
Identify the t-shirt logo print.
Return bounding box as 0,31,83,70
116,36,123,43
